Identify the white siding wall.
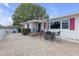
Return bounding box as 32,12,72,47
24,24,27,28
47,17,79,40
30,23,37,32
60,18,79,39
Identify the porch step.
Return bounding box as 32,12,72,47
28,32,41,37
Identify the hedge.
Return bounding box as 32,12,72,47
21,28,31,35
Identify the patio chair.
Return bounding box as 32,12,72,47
44,31,55,40
43,31,50,40
55,31,61,43
50,32,56,41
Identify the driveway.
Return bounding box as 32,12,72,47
0,33,79,56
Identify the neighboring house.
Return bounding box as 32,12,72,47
21,20,47,32
21,12,79,40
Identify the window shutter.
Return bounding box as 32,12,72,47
70,18,75,30
44,22,49,30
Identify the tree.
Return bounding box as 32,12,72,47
12,3,49,27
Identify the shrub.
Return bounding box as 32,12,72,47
21,28,31,35
18,28,21,33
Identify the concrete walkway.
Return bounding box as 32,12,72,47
0,33,79,56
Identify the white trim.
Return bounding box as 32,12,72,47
50,12,79,20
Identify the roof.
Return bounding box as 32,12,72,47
20,19,47,25
27,19,47,23
21,12,79,24
50,12,79,20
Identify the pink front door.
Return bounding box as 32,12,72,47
70,18,75,30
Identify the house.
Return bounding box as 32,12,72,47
21,12,79,40
21,19,48,32
47,12,79,40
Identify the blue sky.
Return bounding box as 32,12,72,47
1,3,79,26
0,3,20,26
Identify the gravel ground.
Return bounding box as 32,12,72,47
0,33,79,56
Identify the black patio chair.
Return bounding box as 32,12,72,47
43,31,50,40
44,31,55,40
50,32,56,41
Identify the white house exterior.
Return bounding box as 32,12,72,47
21,20,47,32
45,13,79,40
21,12,79,41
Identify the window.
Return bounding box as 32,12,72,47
50,21,60,29
62,20,68,29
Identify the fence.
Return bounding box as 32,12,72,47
0,29,7,40
0,29,18,40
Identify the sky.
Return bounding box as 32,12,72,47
1,3,79,26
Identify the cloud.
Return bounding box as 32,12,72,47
4,3,10,8
8,17,13,25
0,17,13,26
0,8,5,18
0,6,13,26
0,18,6,26
4,3,15,10
0,8,3,14
0,8,7,18
0,8,12,26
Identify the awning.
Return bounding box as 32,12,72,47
20,19,48,25
28,19,47,23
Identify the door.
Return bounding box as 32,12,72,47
38,23,41,32
70,18,75,30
